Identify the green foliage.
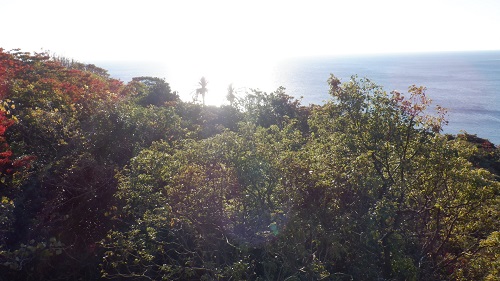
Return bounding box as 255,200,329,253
304,75,499,279
129,76,179,106
175,103,244,139
236,87,310,132
0,49,123,280
1,48,499,281
0,237,69,280
101,122,308,280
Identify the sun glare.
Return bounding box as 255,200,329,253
166,55,279,106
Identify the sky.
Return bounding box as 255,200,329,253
2,0,500,61
2,0,500,103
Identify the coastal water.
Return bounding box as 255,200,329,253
99,51,500,144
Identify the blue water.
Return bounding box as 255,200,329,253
272,51,500,144
100,51,500,144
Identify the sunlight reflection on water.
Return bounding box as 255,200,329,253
101,51,500,144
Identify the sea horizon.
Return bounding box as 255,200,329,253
98,50,500,144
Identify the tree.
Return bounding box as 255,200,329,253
0,105,35,246
237,87,309,132
130,76,178,106
196,77,208,105
226,83,236,106
101,123,307,280
304,75,499,280
0,49,124,280
2,47,499,280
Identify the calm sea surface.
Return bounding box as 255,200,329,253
100,51,500,144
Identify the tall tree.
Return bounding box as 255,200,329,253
196,77,208,105
226,83,236,106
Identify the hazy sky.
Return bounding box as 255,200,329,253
2,0,500,63
2,0,500,105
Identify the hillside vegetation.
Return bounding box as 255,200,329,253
0,48,499,281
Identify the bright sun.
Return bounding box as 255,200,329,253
165,54,280,106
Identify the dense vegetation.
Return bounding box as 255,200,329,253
0,48,499,281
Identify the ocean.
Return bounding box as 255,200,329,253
99,51,500,144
